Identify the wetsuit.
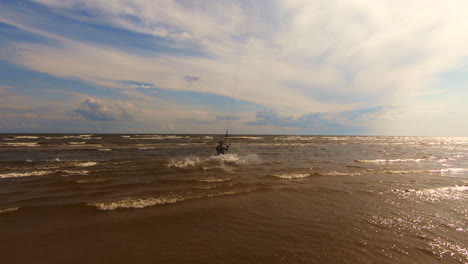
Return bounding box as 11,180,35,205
216,144,229,155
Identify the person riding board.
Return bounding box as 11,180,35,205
216,141,229,155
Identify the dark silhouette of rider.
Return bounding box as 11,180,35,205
216,141,229,155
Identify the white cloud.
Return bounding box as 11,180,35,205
2,0,468,135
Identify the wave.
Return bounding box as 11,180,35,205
197,178,232,183
67,142,86,145
355,158,428,163
89,188,255,210
14,136,39,139
1,142,39,147
61,170,89,175
272,173,310,179
430,168,465,174
166,154,260,169
0,170,52,179
0,207,20,214
75,162,98,167
167,156,202,168
320,171,363,176
274,136,315,141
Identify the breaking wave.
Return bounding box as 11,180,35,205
166,154,259,168
89,188,255,210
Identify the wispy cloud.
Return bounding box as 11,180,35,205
0,0,467,135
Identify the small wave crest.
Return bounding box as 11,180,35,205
273,173,310,179
0,171,52,179
0,207,20,214
1,142,39,147
89,188,256,210
355,158,426,163
166,154,259,168
76,162,98,167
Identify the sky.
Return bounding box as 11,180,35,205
1,0,467,136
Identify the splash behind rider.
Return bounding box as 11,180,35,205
216,141,229,155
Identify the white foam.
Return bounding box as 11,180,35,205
273,173,310,179
430,168,465,174
2,142,39,147
167,156,202,168
322,171,362,176
68,142,86,145
62,170,89,175
90,196,183,210
0,207,19,214
356,158,425,163
0,171,52,178
89,188,255,210
14,136,39,139
76,162,98,167
167,154,260,169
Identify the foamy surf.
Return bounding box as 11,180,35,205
166,154,260,169
89,188,256,210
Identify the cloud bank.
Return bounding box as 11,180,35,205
0,0,467,135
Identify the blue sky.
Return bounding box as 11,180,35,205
1,0,467,135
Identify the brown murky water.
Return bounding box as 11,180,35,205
1,134,467,263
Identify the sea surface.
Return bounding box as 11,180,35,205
0,134,467,263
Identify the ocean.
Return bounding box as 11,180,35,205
0,134,467,263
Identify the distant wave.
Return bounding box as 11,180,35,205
14,136,39,139
1,142,39,147
355,158,428,163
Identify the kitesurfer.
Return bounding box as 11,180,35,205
216,141,229,155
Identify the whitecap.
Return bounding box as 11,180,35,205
273,173,310,179
68,142,86,145
430,168,465,174
89,188,255,210
2,142,39,147
0,171,52,179
76,162,98,167
167,156,202,168
14,136,39,139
